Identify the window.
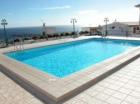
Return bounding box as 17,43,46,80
136,27,139,30
112,26,115,29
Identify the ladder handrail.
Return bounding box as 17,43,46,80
14,38,24,51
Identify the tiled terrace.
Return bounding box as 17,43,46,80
0,71,44,104
1,36,140,104
1,55,140,104
64,57,140,104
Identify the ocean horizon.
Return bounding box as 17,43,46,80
0,25,82,40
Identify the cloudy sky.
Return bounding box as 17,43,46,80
0,0,140,27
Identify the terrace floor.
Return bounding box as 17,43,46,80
1,36,140,104
0,70,45,104
0,54,140,104
64,57,140,104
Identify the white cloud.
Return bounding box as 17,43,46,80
29,5,71,10
75,8,139,27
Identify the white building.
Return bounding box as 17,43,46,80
123,22,140,35
81,27,90,32
102,22,129,36
42,23,56,34
102,22,140,36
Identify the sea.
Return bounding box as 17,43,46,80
0,25,82,40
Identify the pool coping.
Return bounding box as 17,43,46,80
0,36,140,104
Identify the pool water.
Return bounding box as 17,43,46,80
6,38,140,78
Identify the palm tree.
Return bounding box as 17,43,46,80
1,19,8,47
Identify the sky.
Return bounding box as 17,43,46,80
0,0,140,28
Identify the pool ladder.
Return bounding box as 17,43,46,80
14,39,24,51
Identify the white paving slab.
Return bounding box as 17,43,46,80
1,36,140,104
64,58,140,104
0,71,44,104
1,54,140,104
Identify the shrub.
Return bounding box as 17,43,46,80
65,32,70,36
14,39,20,42
32,36,38,40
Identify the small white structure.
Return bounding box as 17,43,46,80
81,27,90,32
46,27,56,34
42,23,56,35
102,22,129,36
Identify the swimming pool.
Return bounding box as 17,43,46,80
6,38,140,78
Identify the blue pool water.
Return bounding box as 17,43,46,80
6,38,140,78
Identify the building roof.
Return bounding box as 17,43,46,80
103,22,139,26
121,22,139,26
102,22,128,27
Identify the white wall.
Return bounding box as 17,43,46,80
102,22,129,36
46,27,56,34
81,27,90,32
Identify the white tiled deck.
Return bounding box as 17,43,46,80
0,71,44,104
1,56,140,104
64,57,140,104
1,36,140,104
